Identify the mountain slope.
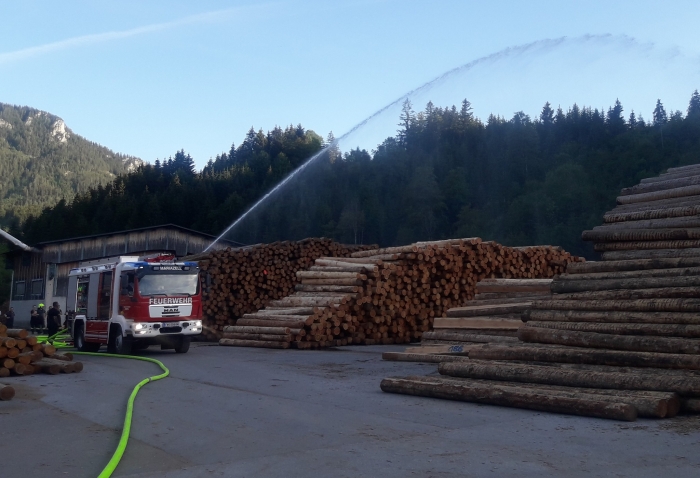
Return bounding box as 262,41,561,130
0,103,142,221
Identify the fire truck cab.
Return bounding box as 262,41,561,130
67,255,203,354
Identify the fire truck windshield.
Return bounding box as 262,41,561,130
137,273,199,297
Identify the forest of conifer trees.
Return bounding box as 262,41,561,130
16,92,700,260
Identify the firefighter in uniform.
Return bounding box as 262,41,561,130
47,302,62,337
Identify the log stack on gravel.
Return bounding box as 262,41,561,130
197,238,375,340
0,325,83,381
221,239,582,349
383,278,553,363
382,163,700,421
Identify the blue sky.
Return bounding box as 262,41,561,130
1,1,699,168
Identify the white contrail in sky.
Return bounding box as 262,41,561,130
0,5,274,66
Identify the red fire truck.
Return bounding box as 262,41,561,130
67,255,203,354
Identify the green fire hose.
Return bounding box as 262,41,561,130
35,327,170,476
70,351,170,478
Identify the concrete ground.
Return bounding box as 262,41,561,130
2,344,700,478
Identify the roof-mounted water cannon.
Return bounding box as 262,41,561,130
139,253,177,263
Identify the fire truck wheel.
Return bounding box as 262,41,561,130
109,325,133,355
75,323,100,352
174,336,190,354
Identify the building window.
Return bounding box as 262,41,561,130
13,281,25,300
30,279,44,300
55,277,69,297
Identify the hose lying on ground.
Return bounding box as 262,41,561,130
71,351,170,478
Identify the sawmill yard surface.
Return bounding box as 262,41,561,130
3,344,700,478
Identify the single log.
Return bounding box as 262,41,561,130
219,338,290,349
616,184,700,205
255,308,315,315
532,298,700,312
222,325,290,335
476,285,551,293
582,228,700,242
602,249,700,261
422,331,519,343
51,352,73,361
242,314,315,325
525,308,700,324
438,360,700,395
236,319,307,328
468,343,700,370
433,317,523,330
41,344,56,356
557,266,700,281
404,344,473,354
297,278,363,286
0,382,15,401
519,325,700,354
565,257,700,274
551,275,700,294
594,240,700,251
620,176,700,197
470,295,551,306
296,271,365,279
381,352,471,363
380,376,637,421
5,329,28,339
593,215,700,231
554,286,700,301
604,206,700,224
446,303,534,318
294,284,359,293
0,337,17,348
222,333,292,342
267,297,349,307
527,321,700,338
32,360,61,374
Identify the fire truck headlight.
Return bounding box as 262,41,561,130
194,320,202,327
134,323,145,331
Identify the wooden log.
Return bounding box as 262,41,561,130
565,257,700,274
241,314,314,325
620,175,700,197
602,249,700,261
236,319,307,328
0,382,15,401
266,297,349,307
551,275,700,294
468,343,700,370
553,286,700,301
32,360,61,375
557,266,700,281
446,303,534,317
5,329,28,339
438,360,700,395
222,333,292,342
52,352,74,361
594,240,700,251
255,308,315,316
616,184,700,205
472,294,551,304
219,338,290,349
532,298,700,312
604,206,700,224
422,331,519,343
582,228,700,242
519,325,700,354
381,352,471,363
527,321,700,338
297,278,363,286
593,215,700,231
380,376,637,421
525,308,700,324
222,326,290,335
41,344,56,356
296,271,365,279
294,284,359,293
433,317,523,330
0,337,17,348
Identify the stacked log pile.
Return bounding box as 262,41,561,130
221,239,581,349
382,164,700,421
197,238,375,340
0,325,83,381
383,278,552,363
